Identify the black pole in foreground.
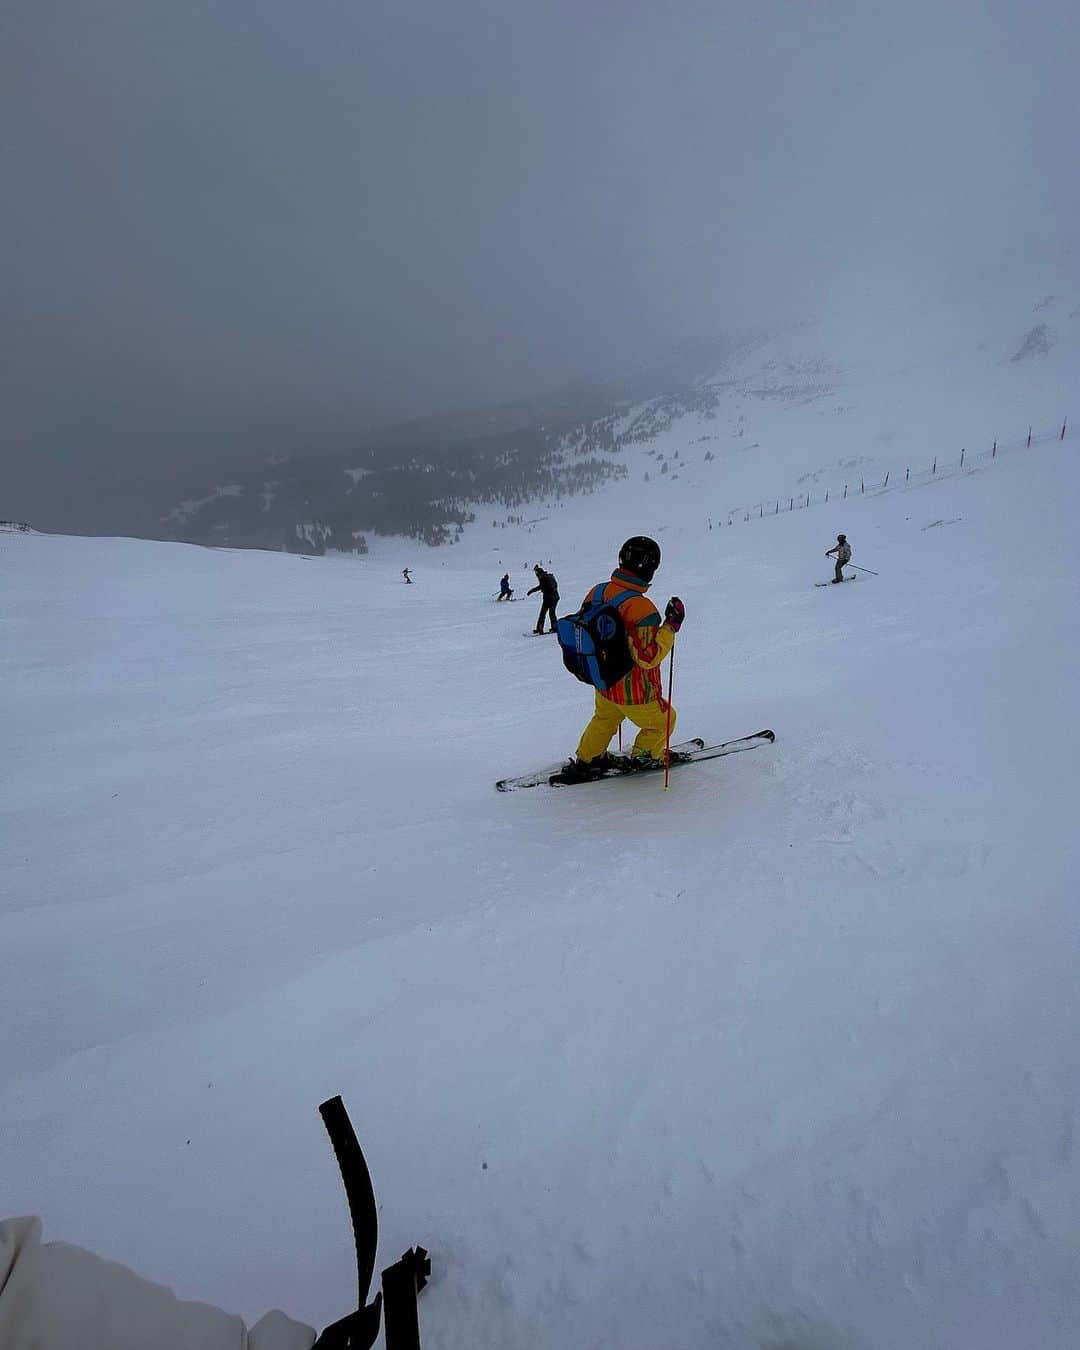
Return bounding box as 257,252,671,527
383,1248,432,1350
316,1096,430,1349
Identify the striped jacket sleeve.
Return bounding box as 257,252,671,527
628,613,674,671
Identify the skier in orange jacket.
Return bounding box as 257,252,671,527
565,536,685,778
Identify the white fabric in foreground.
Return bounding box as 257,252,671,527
0,1217,316,1350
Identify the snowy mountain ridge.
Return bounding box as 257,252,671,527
158,276,1077,560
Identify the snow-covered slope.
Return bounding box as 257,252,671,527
494,279,1079,560
2,407,1078,1346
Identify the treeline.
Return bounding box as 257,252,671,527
285,522,369,556
165,416,627,552
560,385,725,459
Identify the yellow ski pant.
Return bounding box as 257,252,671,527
575,690,676,763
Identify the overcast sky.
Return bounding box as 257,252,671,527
3,0,1076,517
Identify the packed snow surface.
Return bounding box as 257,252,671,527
2,438,1079,1347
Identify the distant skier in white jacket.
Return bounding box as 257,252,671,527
825,534,851,583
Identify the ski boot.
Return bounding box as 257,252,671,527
558,754,615,784
627,753,666,772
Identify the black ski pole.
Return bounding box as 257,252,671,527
846,563,879,576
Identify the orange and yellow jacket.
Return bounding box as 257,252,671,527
584,568,675,707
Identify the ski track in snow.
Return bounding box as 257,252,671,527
2,439,1079,1347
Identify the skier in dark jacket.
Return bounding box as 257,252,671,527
825,534,851,583
527,565,559,633
498,572,513,600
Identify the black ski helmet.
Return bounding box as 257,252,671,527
837,534,847,543
619,535,661,583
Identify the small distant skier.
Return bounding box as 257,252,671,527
527,564,559,633
498,572,514,601
403,567,413,584
825,534,851,583
563,536,685,779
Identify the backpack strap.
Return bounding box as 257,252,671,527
585,586,640,613
608,589,642,610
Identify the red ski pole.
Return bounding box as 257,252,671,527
662,647,675,788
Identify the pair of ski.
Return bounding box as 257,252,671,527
496,729,775,792
814,575,858,587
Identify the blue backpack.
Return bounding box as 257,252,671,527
556,585,638,690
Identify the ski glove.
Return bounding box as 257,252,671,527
664,597,686,632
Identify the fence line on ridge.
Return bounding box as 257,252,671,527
709,417,1071,530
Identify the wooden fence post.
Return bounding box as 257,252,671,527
883,471,889,487
932,457,937,474
1027,427,1032,447
960,447,965,468
1062,418,1068,441
843,484,847,499
992,440,996,458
